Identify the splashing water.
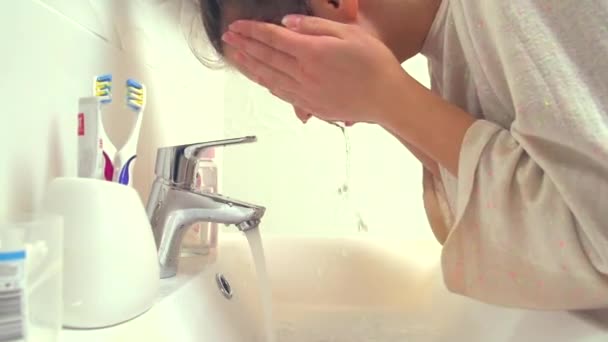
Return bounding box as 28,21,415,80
245,229,276,342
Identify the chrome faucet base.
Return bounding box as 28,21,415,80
146,137,265,279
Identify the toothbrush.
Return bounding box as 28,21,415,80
94,74,116,181
114,78,146,185
89,75,146,185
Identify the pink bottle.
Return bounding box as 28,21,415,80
182,148,219,255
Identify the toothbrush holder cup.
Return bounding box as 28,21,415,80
43,177,159,329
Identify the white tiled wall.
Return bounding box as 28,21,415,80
222,56,436,239
0,0,225,222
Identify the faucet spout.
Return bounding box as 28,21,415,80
148,182,265,278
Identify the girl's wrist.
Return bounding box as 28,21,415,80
377,71,478,176
375,71,417,130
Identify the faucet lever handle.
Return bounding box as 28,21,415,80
183,136,257,160
155,136,257,185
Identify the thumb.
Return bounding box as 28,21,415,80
282,15,348,38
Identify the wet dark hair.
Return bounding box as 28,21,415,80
198,0,313,60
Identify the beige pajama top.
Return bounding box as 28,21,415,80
420,0,608,310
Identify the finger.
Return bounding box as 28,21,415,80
229,54,264,85
270,88,296,104
270,88,315,113
222,31,301,78
282,15,349,38
228,20,310,57
293,106,313,123
233,51,299,92
229,52,255,78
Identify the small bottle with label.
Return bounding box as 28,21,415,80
0,214,63,342
182,148,219,255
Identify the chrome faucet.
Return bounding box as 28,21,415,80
146,136,266,279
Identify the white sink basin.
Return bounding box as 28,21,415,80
61,235,608,342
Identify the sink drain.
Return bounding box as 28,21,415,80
216,273,233,299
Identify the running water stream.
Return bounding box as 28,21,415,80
242,122,368,342
244,229,276,342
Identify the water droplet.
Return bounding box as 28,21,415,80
357,219,368,232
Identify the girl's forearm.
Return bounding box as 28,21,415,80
384,126,441,179
380,74,477,177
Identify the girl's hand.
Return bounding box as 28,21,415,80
293,105,356,126
222,15,409,125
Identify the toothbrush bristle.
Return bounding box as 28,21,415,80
127,99,144,111
126,79,145,111
128,87,144,96
128,91,144,101
96,74,112,83
96,85,111,95
96,90,111,96
95,74,112,104
95,81,111,88
126,79,143,89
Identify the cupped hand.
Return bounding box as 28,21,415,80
222,15,408,125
